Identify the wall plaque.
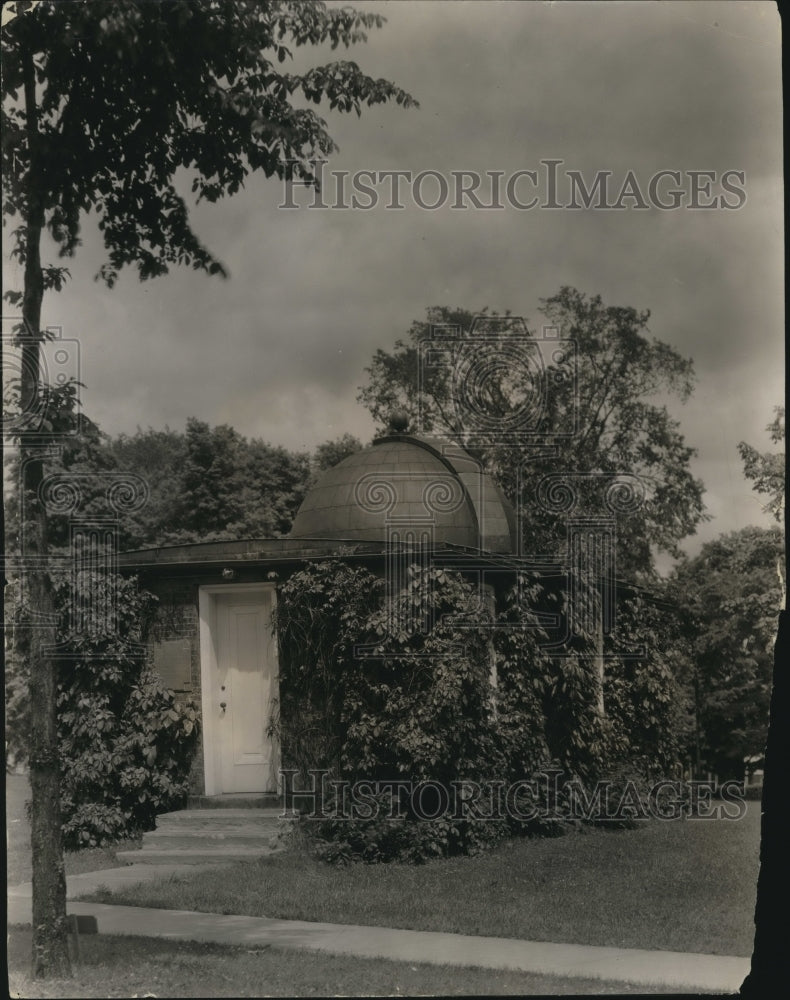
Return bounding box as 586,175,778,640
152,638,192,691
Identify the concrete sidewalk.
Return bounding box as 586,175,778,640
8,862,215,900
8,868,749,994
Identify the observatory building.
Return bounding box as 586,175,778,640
120,426,519,796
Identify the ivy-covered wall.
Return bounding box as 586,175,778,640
270,558,686,862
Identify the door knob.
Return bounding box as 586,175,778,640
220,701,227,712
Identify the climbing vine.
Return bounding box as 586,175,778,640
273,560,685,862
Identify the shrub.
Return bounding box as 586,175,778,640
7,566,200,848
275,561,688,863
306,787,476,865
277,563,598,861
493,572,609,787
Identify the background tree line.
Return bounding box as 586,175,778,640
4,417,363,551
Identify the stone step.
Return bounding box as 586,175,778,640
142,829,283,850
118,806,299,865
187,796,282,810
116,846,282,865
147,823,285,839
155,808,295,828
150,823,286,840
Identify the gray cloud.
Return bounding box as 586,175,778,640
6,1,782,559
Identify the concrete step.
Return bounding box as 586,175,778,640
116,845,282,865
109,805,302,867
146,823,285,839
155,808,295,827
122,807,299,865
187,794,282,809
142,829,284,851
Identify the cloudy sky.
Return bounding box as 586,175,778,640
5,0,783,565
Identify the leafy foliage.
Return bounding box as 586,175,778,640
339,568,497,778
7,569,199,848
3,380,110,550
159,418,312,544
274,560,684,862
2,0,417,286
670,526,783,777
277,561,512,861
272,560,384,777
107,426,189,546
358,290,707,580
110,423,365,545
312,433,364,475
5,414,363,553
493,573,596,781
738,406,785,525
602,592,690,776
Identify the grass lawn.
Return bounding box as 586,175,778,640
5,928,711,997
85,805,761,957
6,774,141,886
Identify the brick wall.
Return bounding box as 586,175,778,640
144,576,205,793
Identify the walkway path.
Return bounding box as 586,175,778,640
8,866,750,993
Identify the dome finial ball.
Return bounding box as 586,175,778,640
388,409,410,433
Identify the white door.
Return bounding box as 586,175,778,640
213,589,278,793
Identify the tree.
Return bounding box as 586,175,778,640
670,526,783,778
312,432,364,474
6,415,362,557
738,406,785,525
2,0,415,975
668,411,785,779
168,417,311,541
111,420,325,544
738,406,786,606
109,426,189,547
358,289,706,581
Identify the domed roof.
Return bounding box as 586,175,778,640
290,433,516,554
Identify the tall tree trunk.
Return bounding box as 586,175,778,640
21,44,71,979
